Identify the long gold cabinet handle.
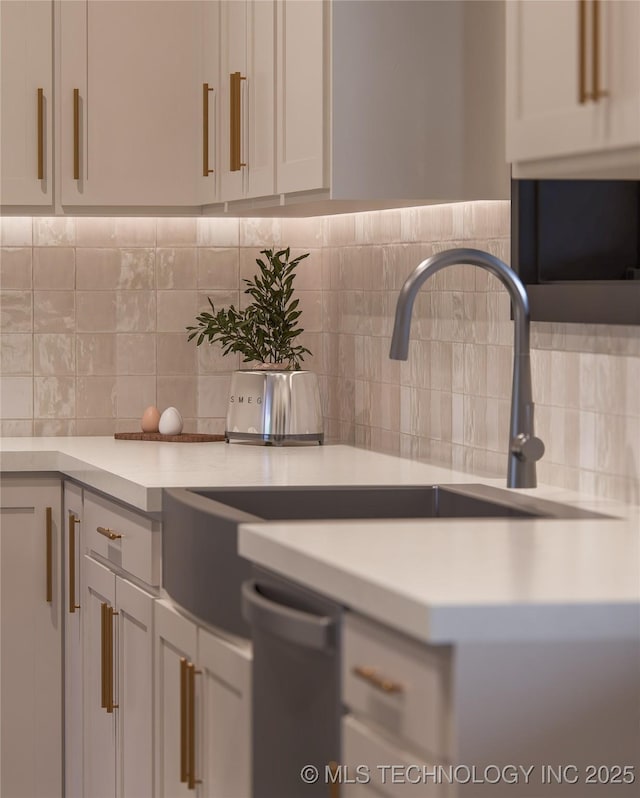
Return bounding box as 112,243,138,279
229,71,246,171
578,0,590,103
100,602,118,713
179,657,202,789
180,658,188,783
328,761,341,798
45,507,53,603
68,515,80,612
579,0,609,104
37,88,44,179
203,83,214,176
591,0,608,101
187,662,202,790
97,526,122,541
101,603,108,708
352,665,404,694
73,88,80,179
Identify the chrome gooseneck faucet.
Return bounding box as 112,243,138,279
389,248,544,489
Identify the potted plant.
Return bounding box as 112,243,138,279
187,247,323,444
187,247,312,370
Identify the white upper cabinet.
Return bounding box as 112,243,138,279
1,0,509,211
219,0,275,203
507,0,640,178
59,0,205,208
0,0,53,206
275,0,326,195
275,0,509,204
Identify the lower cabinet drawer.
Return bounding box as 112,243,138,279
342,714,448,798
84,489,160,585
342,612,451,760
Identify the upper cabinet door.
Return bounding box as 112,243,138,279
330,0,509,201
607,0,640,151
220,0,275,203
59,0,204,207
276,0,326,195
506,0,601,163
0,0,53,206
507,0,640,177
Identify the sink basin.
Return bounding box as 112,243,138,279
189,483,606,521
162,483,606,637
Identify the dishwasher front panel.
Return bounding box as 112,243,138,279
243,568,342,798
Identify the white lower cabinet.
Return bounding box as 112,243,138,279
83,555,154,798
198,624,252,798
342,714,446,798
341,612,451,798
0,475,62,798
155,599,252,797
342,611,640,798
64,481,84,798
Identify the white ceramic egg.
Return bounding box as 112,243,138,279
158,406,183,436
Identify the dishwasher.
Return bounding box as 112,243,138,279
242,567,342,798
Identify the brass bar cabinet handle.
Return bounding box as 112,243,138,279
37,88,44,179
73,88,80,179
97,526,122,541
68,515,80,612
101,602,108,708
592,0,608,100
106,606,119,713
229,71,246,171
45,507,53,603
180,657,188,783
578,0,590,103
187,662,202,789
203,83,214,176
352,665,404,695
328,761,340,798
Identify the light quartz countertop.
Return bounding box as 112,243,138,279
1,436,638,644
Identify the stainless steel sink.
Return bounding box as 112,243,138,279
162,483,607,637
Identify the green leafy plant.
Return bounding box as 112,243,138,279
187,247,312,370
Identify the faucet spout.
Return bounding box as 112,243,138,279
390,248,544,489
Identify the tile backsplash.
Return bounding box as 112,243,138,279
1,203,638,505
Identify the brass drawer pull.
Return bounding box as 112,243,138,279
97,526,122,541
352,665,404,694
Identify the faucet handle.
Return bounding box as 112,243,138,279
511,433,545,463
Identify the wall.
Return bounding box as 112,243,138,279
0,215,323,436
321,202,640,506
1,203,639,505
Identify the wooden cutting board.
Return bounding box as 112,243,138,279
114,432,226,443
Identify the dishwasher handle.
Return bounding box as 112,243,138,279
241,579,335,651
